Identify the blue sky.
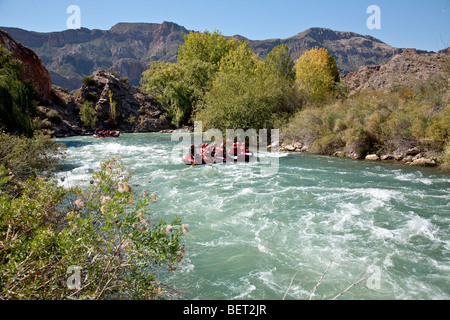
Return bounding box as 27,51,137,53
0,0,449,51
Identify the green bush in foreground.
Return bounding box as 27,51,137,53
0,132,66,195
0,157,186,299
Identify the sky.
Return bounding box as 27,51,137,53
0,0,449,52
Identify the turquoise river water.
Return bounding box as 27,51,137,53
56,133,450,300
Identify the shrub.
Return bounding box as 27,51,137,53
82,75,95,86
0,131,66,195
0,157,185,299
120,77,130,85
46,109,63,124
79,101,98,129
440,142,450,171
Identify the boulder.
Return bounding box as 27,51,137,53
402,155,414,162
292,141,303,149
365,154,380,161
284,145,296,152
406,147,421,156
393,153,403,161
410,158,437,167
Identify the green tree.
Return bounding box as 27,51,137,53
264,44,295,83
194,43,282,131
141,62,195,127
195,71,279,131
0,131,65,195
218,41,260,75
295,47,340,103
79,101,98,129
260,45,299,114
178,30,237,66
141,30,239,127
0,47,37,137
108,90,117,125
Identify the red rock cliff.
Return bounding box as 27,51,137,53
0,29,52,104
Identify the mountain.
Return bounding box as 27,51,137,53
342,48,450,95
243,27,402,74
1,22,404,91
1,22,188,90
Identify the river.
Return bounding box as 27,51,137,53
56,132,450,300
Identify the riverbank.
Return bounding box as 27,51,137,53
277,141,443,168
52,128,448,172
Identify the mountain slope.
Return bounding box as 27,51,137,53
341,48,450,94
2,23,403,91
1,22,188,90
242,27,402,74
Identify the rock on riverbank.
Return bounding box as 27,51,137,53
278,141,438,167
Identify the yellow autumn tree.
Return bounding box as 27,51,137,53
295,47,340,103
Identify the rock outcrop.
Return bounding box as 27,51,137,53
342,48,450,95
76,69,171,133
0,29,52,104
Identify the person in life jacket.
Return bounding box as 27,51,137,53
216,142,226,160
190,144,196,158
231,143,238,156
239,142,246,156
211,142,217,158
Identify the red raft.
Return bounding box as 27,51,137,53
93,130,120,138
183,143,254,165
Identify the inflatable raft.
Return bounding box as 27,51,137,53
93,130,120,138
183,144,254,165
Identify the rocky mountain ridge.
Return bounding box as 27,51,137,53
2,22,405,91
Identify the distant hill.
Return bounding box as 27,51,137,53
234,27,402,73
2,22,405,91
342,48,450,95
1,22,188,90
